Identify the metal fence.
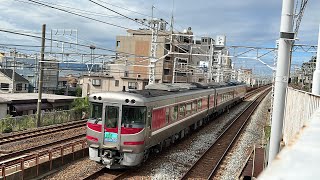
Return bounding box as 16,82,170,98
0,109,84,133
283,87,320,145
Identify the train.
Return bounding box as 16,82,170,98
86,82,247,169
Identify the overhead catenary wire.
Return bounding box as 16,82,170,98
0,28,156,59
89,0,152,29
23,0,129,30
15,0,127,19
95,0,152,18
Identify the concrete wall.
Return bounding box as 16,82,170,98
0,104,7,119
116,34,165,82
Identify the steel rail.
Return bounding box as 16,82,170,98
82,168,128,180
0,134,86,162
181,88,270,179
0,120,87,145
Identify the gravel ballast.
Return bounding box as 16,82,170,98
45,91,268,180
215,92,271,179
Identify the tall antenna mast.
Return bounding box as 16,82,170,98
151,5,154,19
170,0,175,32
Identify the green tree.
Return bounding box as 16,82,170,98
72,96,89,113
75,87,82,97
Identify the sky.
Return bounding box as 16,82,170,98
0,0,319,75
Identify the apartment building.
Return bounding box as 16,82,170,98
237,68,253,85
80,26,232,95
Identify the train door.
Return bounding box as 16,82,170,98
102,103,121,150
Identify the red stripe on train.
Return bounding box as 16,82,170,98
87,122,102,132
123,141,145,145
87,122,143,134
86,135,98,142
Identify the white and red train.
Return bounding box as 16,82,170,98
86,83,247,168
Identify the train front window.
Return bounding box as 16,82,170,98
90,103,102,122
122,106,146,128
105,106,119,128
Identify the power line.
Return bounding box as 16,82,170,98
15,0,126,19
95,0,152,18
89,0,151,28
0,28,155,59
23,0,129,30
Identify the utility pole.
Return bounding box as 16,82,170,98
268,0,295,164
11,48,16,93
208,39,214,82
36,24,46,128
148,19,161,84
217,51,222,83
312,25,320,95
172,57,177,84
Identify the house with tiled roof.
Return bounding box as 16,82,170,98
0,69,29,93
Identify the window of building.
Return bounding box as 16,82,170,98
16,83,22,91
128,82,137,89
115,80,119,87
124,71,129,77
143,82,148,90
0,83,9,90
24,84,27,90
92,79,101,86
164,69,170,75
116,41,120,47
165,44,170,51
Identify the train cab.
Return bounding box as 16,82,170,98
86,93,148,168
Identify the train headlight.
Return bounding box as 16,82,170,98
93,96,97,100
125,99,130,103
131,99,136,104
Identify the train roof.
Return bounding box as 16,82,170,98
127,82,246,98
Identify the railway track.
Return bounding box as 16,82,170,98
0,120,87,145
245,85,268,99
82,168,128,180
181,88,270,179
0,134,86,162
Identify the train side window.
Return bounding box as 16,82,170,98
202,98,207,110
170,106,178,121
210,95,214,107
197,99,202,110
165,107,170,123
179,104,185,119
186,103,192,116
192,100,197,113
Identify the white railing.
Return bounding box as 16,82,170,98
282,87,320,145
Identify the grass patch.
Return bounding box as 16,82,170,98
264,125,271,140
